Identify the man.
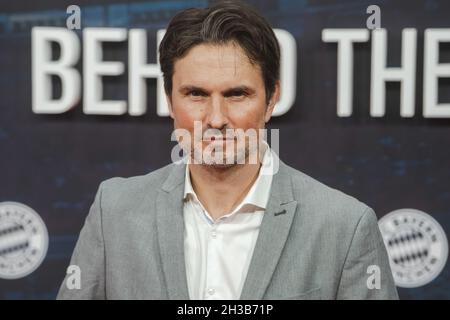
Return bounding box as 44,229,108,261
58,0,398,300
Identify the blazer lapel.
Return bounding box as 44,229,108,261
239,160,298,300
156,162,190,300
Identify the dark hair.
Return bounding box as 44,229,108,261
159,0,280,105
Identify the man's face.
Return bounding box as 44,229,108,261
168,42,279,166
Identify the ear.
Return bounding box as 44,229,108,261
167,94,174,119
264,81,280,123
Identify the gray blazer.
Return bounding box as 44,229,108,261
57,159,398,300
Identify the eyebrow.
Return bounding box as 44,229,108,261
178,85,256,96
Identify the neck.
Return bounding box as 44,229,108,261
188,152,264,221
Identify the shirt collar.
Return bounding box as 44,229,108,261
183,141,274,215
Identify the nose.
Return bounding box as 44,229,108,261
206,95,228,130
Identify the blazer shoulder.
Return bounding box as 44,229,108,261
282,162,373,223
100,162,175,192
95,162,179,212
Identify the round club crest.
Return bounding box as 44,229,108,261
379,208,448,288
0,202,49,280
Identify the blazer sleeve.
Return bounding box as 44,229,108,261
56,182,106,300
336,207,399,300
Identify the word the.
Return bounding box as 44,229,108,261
323,28,450,118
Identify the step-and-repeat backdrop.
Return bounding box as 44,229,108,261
0,0,449,299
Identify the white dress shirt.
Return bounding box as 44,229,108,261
183,145,274,300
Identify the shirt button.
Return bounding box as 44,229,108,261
211,230,217,238
207,288,215,295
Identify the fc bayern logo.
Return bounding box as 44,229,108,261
379,208,448,288
0,202,49,279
